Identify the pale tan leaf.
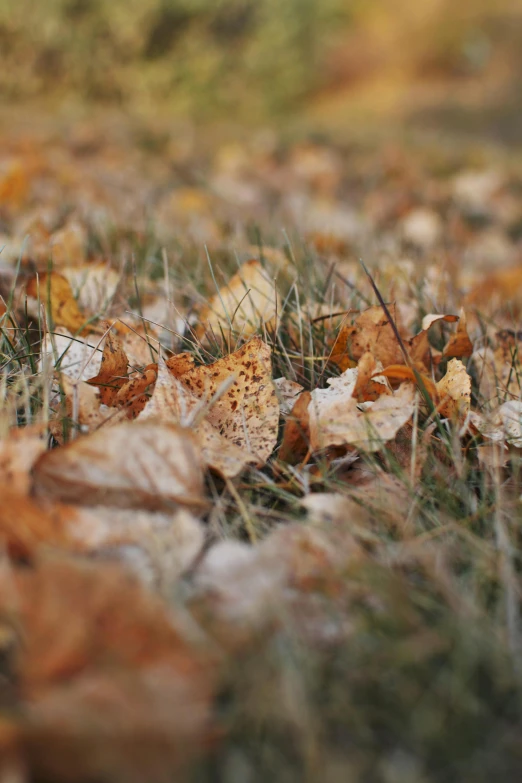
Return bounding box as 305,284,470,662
273,377,304,416
309,374,415,452
0,429,46,495
40,330,102,382
32,421,206,511
68,506,205,593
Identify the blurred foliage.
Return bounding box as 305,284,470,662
1,0,521,121
0,0,352,115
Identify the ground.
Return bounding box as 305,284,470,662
2,9,522,778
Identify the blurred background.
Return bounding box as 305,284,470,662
1,0,522,143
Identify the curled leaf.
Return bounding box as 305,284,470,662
87,325,129,406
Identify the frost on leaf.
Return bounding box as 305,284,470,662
32,421,206,511
196,259,279,341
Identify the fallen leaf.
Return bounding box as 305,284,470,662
115,364,158,420
32,421,206,511
39,329,102,382
435,358,471,420
278,390,312,464
331,304,405,371
309,370,416,452
472,330,522,403
196,259,279,340
51,375,121,441
27,272,91,334
64,262,119,312
87,325,129,406
471,401,522,448
273,377,304,416
68,506,205,593
0,429,46,495
0,557,214,782
177,337,279,465
442,310,473,358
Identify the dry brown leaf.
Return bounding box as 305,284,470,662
378,365,437,399
87,325,129,406
442,310,473,359
26,272,91,334
67,506,205,593
115,364,158,420
32,421,206,511
466,266,522,316
309,370,416,452
0,557,214,782
331,304,405,371
62,262,119,311
166,352,196,378
435,358,471,420
353,351,391,401
196,259,279,340
278,390,312,464
0,490,78,561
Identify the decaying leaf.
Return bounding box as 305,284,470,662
87,325,129,406
50,375,120,441
0,490,77,560
177,337,279,465
68,506,206,593
27,272,91,334
32,421,206,511
115,364,158,420
196,259,279,340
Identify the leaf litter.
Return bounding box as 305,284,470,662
3,121,522,781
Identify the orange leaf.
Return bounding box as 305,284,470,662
87,324,129,406
26,272,91,334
